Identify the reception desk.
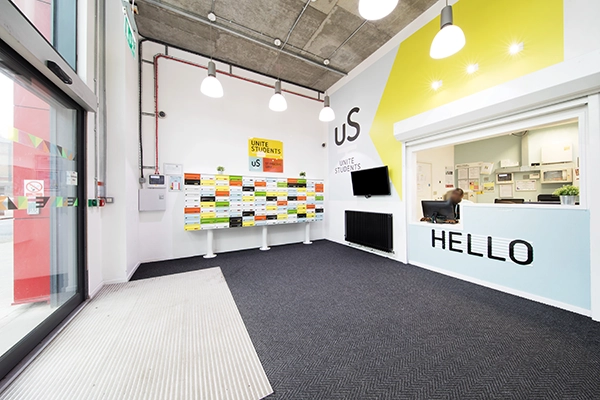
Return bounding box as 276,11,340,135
408,203,591,315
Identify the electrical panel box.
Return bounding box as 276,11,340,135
139,188,166,211
148,174,166,188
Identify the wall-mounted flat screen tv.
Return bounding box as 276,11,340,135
351,166,391,196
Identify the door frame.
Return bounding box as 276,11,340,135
0,38,87,382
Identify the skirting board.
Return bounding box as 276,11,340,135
328,238,401,262
88,282,104,299
102,262,142,286
410,260,592,317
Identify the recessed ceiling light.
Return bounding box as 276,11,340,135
274,38,282,47
207,12,216,22
509,42,524,55
466,63,479,74
431,80,443,91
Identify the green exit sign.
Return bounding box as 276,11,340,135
124,12,136,58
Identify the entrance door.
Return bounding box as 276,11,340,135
0,41,85,380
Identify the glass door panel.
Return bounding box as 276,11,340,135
0,42,83,375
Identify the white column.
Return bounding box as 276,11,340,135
303,222,312,245
204,229,217,258
588,94,600,321
260,226,270,251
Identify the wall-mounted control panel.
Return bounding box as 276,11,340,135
139,188,166,211
148,174,166,188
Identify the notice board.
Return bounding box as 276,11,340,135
184,173,324,231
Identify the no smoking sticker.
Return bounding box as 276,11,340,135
24,180,44,197
24,180,44,215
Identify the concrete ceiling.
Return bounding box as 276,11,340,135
135,0,438,92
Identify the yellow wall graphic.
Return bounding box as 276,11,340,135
369,0,564,199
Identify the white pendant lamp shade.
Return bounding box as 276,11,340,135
201,61,224,98
358,0,399,21
269,81,288,112
430,5,466,59
319,96,335,122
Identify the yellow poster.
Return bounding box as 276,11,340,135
249,138,284,173
248,138,283,159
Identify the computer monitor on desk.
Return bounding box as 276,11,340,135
421,200,455,223
538,194,560,203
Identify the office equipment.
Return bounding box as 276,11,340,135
350,166,391,196
148,174,166,188
497,172,513,184
540,166,572,184
494,198,525,204
345,210,393,252
421,200,455,223
537,194,560,202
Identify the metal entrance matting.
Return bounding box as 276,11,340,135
0,268,273,400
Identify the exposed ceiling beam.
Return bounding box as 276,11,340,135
140,0,347,76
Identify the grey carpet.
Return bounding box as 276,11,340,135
132,240,600,399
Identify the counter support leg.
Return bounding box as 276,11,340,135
260,226,270,251
204,229,217,258
303,222,312,245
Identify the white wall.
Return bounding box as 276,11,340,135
100,0,139,283
416,146,454,201
138,43,327,263
527,122,579,166
325,46,406,262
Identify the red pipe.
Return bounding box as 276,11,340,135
152,54,323,174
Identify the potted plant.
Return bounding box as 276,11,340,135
217,166,225,174
299,171,306,178
553,184,579,205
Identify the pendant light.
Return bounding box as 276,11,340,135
319,95,335,122
358,0,399,21
430,1,466,59
269,80,287,112
201,61,224,98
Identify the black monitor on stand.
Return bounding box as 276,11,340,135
421,200,456,223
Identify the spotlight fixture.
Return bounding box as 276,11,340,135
201,61,224,98
431,80,443,91
466,63,479,74
319,95,335,122
323,59,330,66
269,80,288,112
274,38,282,47
207,12,217,22
430,2,466,59
358,0,398,21
509,42,524,55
